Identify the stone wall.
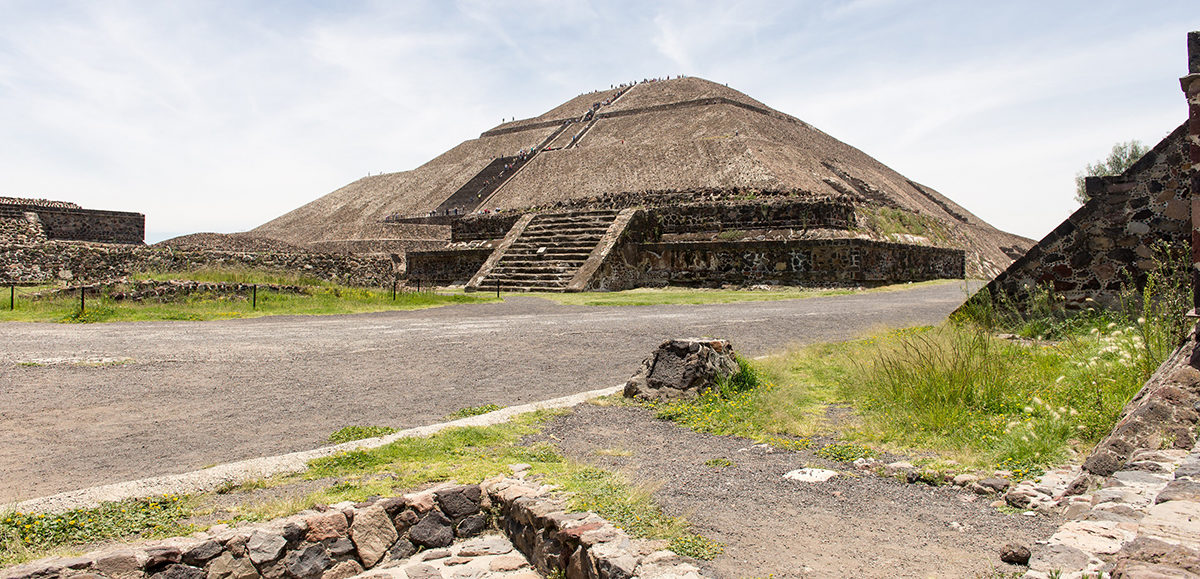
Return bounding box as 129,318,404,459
0,242,399,287
0,209,47,246
406,248,492,285
977,123,1190,307
450,213,522,243
652,200,854,234
587,239,964,291
0,201,144,245
0,478,708,579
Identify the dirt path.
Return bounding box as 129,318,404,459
0,283,971,504
534,404,1058,578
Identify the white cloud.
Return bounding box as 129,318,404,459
0,0,1195,242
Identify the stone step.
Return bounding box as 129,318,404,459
491,265,576,274
515,231,607,241
521,225,610,235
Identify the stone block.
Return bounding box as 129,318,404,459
349,505,398,568
408,511,454,549
246,531,287,565
624,338,738,401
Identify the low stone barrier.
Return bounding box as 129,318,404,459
1,477,707,579
0,243,399,287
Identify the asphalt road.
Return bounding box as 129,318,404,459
0,282,972,504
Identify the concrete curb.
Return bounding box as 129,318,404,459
3,385,622,514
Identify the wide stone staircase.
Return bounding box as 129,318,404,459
470,210,622,292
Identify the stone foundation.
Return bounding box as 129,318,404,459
0,242,399,287
586,239,964,291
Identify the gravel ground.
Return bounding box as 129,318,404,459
0,282,972,504
533,403,1060,579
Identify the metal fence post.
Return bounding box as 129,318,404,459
252,284,257,310
9,285,13,311
392,280,397,301
80,286,85,314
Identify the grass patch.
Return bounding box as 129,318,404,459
651,318,1166,478
704,458,734,468
443,404,503,420
328,426,399,445
1,495,193,567
0,269,495,324
530,280,957,307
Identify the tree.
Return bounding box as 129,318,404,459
1075,140,1150,204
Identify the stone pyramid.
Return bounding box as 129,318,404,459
251,77,1031,278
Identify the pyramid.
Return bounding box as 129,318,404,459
251,77,1031,279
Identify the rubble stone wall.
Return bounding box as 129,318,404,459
586,239,964,290
978,123,1190,307
0,210,47,246
0,242,398,287
0,201,145,245
406,249,492,285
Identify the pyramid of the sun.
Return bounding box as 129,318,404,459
253,77,1030,282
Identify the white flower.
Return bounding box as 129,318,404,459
1137,317,1146,325
1023,406,1034,413
1107,322,1117,329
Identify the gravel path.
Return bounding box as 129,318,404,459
0,282,971,504
534,403,1060,579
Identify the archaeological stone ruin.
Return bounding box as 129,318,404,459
2,79,1031,290
246,76,1030,291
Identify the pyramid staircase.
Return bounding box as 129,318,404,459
434,123,575,216
467,209,625,292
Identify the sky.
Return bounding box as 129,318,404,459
0,1,1196,243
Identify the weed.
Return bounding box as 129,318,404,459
595,447,634,457
328,426,399,445
0,495,192,566
668,533,724,560
816,443,876,463
443,404,503,420
704,458,734,468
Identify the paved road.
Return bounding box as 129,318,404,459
0,282,972,503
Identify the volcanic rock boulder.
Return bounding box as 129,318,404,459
624,338,738,401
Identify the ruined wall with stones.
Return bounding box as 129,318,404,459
587,239,964,290
0,209,47,246
978,123,1190,307
0,478,708,579
0,201,144,245
0,242,399,287
406,248,492,284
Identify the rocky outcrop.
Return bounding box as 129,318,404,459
624,338,738,401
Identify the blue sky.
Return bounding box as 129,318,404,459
0,1,1196,243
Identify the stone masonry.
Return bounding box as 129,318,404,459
976,123,1190,308
1,477,708,579
0,198,144,245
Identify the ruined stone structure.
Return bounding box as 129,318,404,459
0,197,144,245
0,198,400,287
972,124,1191,307
250,77,1030,290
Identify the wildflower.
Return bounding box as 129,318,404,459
1023,406,1034,413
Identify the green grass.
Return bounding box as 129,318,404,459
651,322,1157,479
855,205,953,244
0,272,495,323
528,279,957,306
327,425,399,444
1,495,192,567
443,404,504,420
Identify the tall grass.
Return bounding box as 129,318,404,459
649,245,1191,477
